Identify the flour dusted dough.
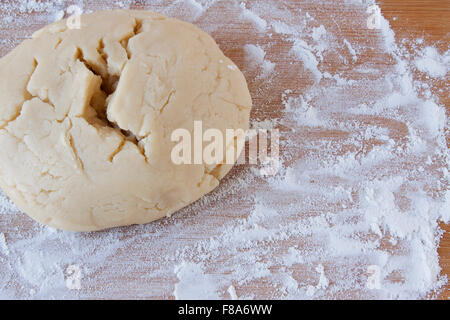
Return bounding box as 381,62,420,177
0,10,252,231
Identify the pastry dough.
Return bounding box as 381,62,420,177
0,10,252,231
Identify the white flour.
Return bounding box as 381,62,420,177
244,44,276,79
174,262,221,300
414,46,449,78
0,0,448,299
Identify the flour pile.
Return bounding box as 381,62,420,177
0,0,448,299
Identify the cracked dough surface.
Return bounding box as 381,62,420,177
0,10,252,231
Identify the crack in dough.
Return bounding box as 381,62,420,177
0,10,252,231
0,59,38,130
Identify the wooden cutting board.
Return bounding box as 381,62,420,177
0,0,447,299
376,0,449,300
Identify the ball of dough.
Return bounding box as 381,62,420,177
0,10,252,231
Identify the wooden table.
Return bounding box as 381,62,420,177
377,0,449,300
0,0,448,299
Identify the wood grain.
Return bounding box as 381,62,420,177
377,0,449,300
0,0,447,299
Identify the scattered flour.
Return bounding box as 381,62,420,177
0,190,20,214
343,39,358,63
282,247,304,267
0,232,9,255
227,285,238,300
0,0,448,300
414,46,449,78
244,44,275,79
290,40,323,82
239,2,267,32
174,262,221,300
306,264,329,297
